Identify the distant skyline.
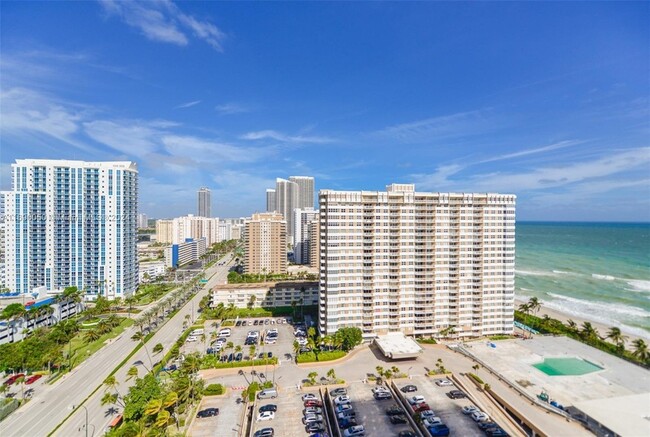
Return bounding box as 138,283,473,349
1,1,648,221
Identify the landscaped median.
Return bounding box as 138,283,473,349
296,350,346,363
200,355,278,370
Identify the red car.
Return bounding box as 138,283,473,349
413,403,431,413
3,373,25,385
25,374,42,385
304,400,323,408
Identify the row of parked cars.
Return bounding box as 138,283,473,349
236,318,288,327
461,406,508,436
326,388,366,437
3,373,42,386
406,394,451,437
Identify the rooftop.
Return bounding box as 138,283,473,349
374,333,423,360
573,393,650,436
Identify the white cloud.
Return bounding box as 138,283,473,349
175,100,201,109
240,129,334,144
215,103,249,115
99,0,226,51
161,135,273,164
83,119,176,156
373,109,496,143
479,140,583,163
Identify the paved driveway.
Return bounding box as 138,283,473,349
189,392,243,437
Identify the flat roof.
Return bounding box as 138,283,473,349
374,333,423,359
573,393,650,436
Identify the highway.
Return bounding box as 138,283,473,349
0,257,232,437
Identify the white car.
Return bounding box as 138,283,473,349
333,395,351,405
302,414,324,424
343,425,365,437
186,336,198,342
218,329,231,337
471,411,490,422
408,395,426,405
297,338,308,346
462,405,479,415
302,393,318,401
420,410,437,419
257,411,275,421
435,379,453,387
371,386,390,394
422,417,443,427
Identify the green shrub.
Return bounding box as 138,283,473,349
200,357,278,369
296,350,346,363
204,383,225,396
488,335,512,341
417,338,437,344
468,373,484,384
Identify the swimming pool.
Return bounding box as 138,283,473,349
533,357,603,376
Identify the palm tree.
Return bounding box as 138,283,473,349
632,339,649,362
580,322,599,341
566,319,578,332
124,296,137,318
96,319,112,335
84,329,101,343
327,368,336,381
126,366,139,380
307,371,318,385
376,366,385,378
153,343,164,354
527,297,541,315
131,331,154,370
606,327,628,350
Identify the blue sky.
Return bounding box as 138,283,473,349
1,1,648,221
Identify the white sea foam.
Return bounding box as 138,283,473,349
626,279,650,293
553,270,580,276
544,293,650,340
592,273,616,281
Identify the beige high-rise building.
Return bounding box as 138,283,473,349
155,219,174,243
155,215,220,245
308,214,320,269
318,184,516,339
244,212,287,275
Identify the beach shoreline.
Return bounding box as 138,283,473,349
514,298,648,344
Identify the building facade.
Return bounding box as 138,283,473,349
275,178,298,244
155,215,221,245
137,213,148,229
198,187,211,217
318,184,516,339
243,212,287,274
211,281,319,309
2,160,138,298
293,208,318,265
289,176,315,209
308,214,320,269
266,189,276,212
164,237,207,268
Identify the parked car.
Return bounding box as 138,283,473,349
186,336,198,342
407,395,426,405
374,391,392,400
485,428,509,437
420,410,437,419
303,407,323,415
462,405,479,415
25,374,43,385
428,424,450,437
196,408,219,418
398,432,417,437
303,414,324,424
302,393,318,401
305,422,326,433
447,390,466,399
471,411,490,422
254,320,260,325
422,417,443,427
163,364,177,371
334,395,351,405
336,403,354,414
385,405,405,416
390,415,408,424
330,388,348,397
413,403,431,413
435,379,454,387
372,386,390,394
401,385,418,393
253,428,274,437
337,410,357,420
343,425,366,437
478,421,499,431
218,329,231,337
338,417,359,429
259,404,277,413
304,400,323,408
257,411,275,421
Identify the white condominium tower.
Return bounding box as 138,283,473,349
293,208,318,264
3,159,138,298
289,176,315,209
197,187,211,217
275,178,298,243
266,189,276,212
318,184,516,339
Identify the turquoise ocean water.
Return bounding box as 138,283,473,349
516,222,650,339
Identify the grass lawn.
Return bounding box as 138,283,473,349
133,283,176,305
67,317,135,369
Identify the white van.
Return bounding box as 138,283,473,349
218,328,231,337
191,329,204,336
257,388,278,399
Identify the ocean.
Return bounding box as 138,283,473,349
516,222,650,340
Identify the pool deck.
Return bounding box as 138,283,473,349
464,336,650,407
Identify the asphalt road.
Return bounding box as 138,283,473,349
0,256,232,437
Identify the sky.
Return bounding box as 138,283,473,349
1,1,648,221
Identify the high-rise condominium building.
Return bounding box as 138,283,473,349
266,189,276,212
198,187,211,217
2,159,138,297
308,214,320,269
137,213,148,229
293,208,318,264
155,215,221,245
318,184,516,339
289,176,315,209
244,212,287,275
275,178,298,243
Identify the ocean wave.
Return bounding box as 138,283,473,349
544,293,650,340
592,273,616,281
553,270,580,276
547,292,650,319
516,269,557,277
626,279,650,293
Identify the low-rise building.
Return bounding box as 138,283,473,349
139,261,167,282
211,281,318,309
164,238,207,268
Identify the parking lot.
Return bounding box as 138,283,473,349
395,376,481,436
188,391,244,437
253,387,313,436
345,382,415,437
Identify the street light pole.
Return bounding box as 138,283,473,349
71,404,89,437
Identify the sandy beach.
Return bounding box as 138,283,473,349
514,298,647,345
